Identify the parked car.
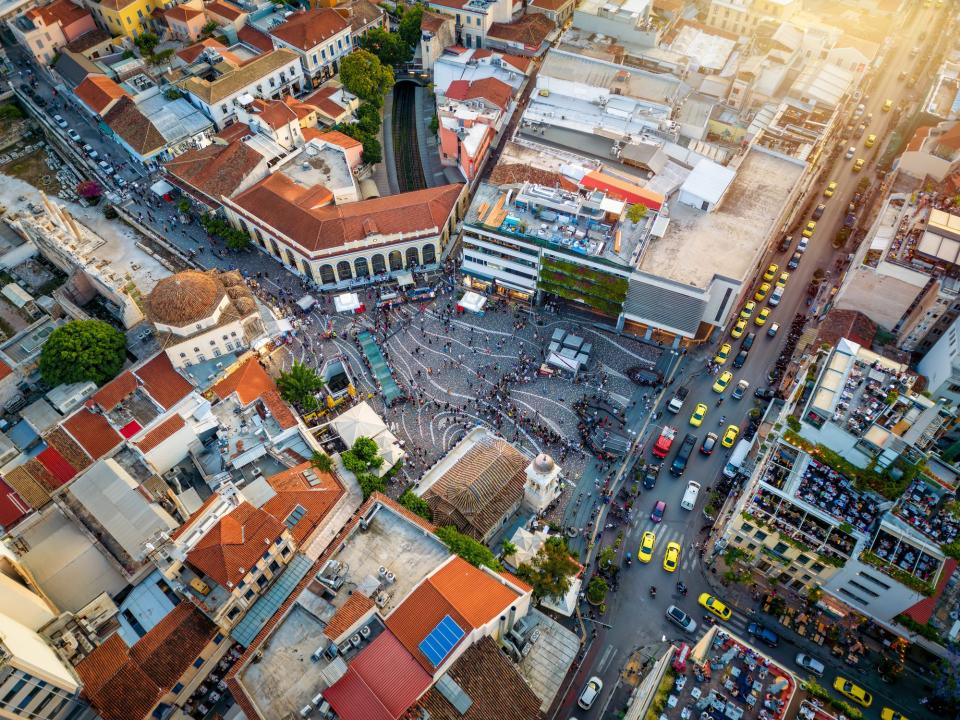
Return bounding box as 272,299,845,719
578,677,603,709
67,129,81,142
768,286,784,307
666,605,697,634
747,623,779,647
732,350,748,369
754,388,777,400
731,380,749,401
53,114,68,128
627,366,662,386
98,160,115,175
787,252,802,270
767,323,780,337
812,204,826,220
778,234,793,252
643,463,659,490
82,144,99,159
795,653,825,676
741,333,756,352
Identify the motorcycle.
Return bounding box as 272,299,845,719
649,586,657,598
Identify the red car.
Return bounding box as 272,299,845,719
650,500,666,523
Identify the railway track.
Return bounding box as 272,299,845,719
392,82,426,192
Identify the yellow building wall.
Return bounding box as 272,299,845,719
93,0,159,40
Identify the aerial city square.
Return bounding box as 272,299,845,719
0,0,957,719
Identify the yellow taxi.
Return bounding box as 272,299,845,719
721,425,739,448
663,542,680,572
824,181,837,197
740,301,756,319
803,221,816,238
754,283,770,302
699,593,732,620
731,318,747,339
714,343,731,365
833,677,873,708
880,709,906,720
755,307,771,326
690,403,708,427
883,99,893,112
763,263,778,281
638,531,656,563
713,371,733,394
865,133,877,148
853,158,865,172
776,272,789,289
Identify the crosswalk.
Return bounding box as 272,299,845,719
629,521,700,573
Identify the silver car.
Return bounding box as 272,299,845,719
665,605,697,634
795,653,825,676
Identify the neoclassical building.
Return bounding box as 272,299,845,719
222,174,466,287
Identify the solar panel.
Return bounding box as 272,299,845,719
418,615,465,667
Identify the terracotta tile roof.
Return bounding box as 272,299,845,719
423,434,526,540
217,121,252,142
164,5,202,22
169,492,220,540
28,0,89,27
231,180,463,255
164,138,264,206
385,580,470,672
487,13,555,46
0,359,11,382
186,501,286,587
334,0,384,33
0,478,30,528
428,557,521,627
90,371,137,411
211,356,275,405
262,461,343,544
300,93,350,122
206,0,245,21
63,409,122,460
489,163,577,190
251,98,298,129
103,96,165,157
420,11,449,33
2,461,56,510
500,53,533,72
135,414,186,454
445,77,513,111
36,446,77,486
320,130,362,150
270,8,350,51
75,74,129,116
427,0,469,9
76,604,217,720
237,24,274,53
179,49,298,105
176,38,240,66
417,636,544,720
133,353,193,410
261,389,297,430
66,28,112,53
323,592,375,640
529,0,569,9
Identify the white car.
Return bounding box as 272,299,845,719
53,114,68,128
98,160,115,175
768,286,784,307
67,129,81,142
578,676,603,709
82,144,98,159
795,653,825,677
845,146,856,159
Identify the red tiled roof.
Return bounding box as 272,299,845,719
2,461,58,510
231,180,463,255
529,0,569,9
427,0,469,9
902,558,957,625
237,25,274,53
445,77,513,111
176,38,240,66
500,53,532,73
43,427,93,473
250,98,297,129
103,96,165,157
28,0,89,28
135,414,185,454
323,592,375,640
324,630,433,720
427,557,522,628
487,13,555,46
134,353,193,410
206,0,245,21
186,501,286,587
386,580,470,672
164,5,202,22
63,408,122,460
36,446,78,486
0,479,30,529
76,604,217,720
169,492,220,540
320,130,362,150
90,371,137,411
420,11,449,34
0,359,11,382
164,137,264,206
211,356,276,405
217,122,252,143
75,74,129,115
262,460,343,545
261,389,297,430
269,8,349,51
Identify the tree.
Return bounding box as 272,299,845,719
360,27,410,67
351,437,384,468
200,20,219,38
339,50,394,106
398,3,424,49
585,576,608,604
360,135,382,165
356,103,382,135
399,490,432,520
134,32,159,56
311,451,334,473
516,537,579,600
0,104,23,121
501,540,518,558
76,180,102,201
597,545,617,572
276,360,324,411
341,437,388,499
435,526,502,570
357,472,386,498
40,319,126,387
627,203,648,223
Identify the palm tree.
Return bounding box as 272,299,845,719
311,451,333,473
276,361,324,411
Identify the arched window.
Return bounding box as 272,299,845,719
388,250,403,271
354,257,370,278
405,247,419,268
371,254,386,274
254,228,265,247
421,243,436,264
319,265,335,284
336,261,352,280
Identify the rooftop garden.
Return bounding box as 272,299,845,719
537,256,628,318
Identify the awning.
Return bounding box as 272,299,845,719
295,294,317,312
396,270,414,287
334,292,361,312
458,291,487,313
150,179,175,197
546,351,580,372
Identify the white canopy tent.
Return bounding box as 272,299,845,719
396,270,415,287
333,292,361,313
329,401,405,476
458,291,487,314
150,179,175,198
505,526,549,566
296,294,317,312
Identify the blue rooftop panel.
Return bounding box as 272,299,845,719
230,553,314,648
418,614,464,667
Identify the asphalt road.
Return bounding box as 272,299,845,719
557,4,949,719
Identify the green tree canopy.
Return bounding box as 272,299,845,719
40,319,126,387
399,490,432,520
586,576,608,604
360,27,411,67
516,536,580,600
339,49,394,106
356,102,382,135
398,4,424,49
134,32,159,56
311,451,334,473
627,203,648,223
359,135,382,164
435,526,502,570
276,360,324,411
341,437,387,499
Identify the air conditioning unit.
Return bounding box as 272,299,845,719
360,625,371,639
311,645,326,662
385,571,396,584
300,705,313,718
350,634,361,648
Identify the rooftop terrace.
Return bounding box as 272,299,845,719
893,476,960,545
276,141,354,194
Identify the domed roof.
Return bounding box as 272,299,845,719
532,453,555,473
147,270,225,326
